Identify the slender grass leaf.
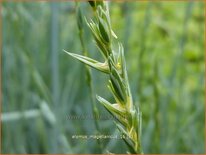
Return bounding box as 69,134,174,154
63,50,109,73
115,123,136,154
110,74,125,103
98,18,110,43
108,80,124,105
96,95,127,126
96,95,125,116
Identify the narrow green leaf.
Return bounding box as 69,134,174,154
98,18,110,43
95,39,109,58
110,74,125,103
132,110,138,130
98,5,111,32
115,123,136,154
109,61,127,104
96,95,125,115
96,95,127,127
63,50,109,73
119,43,132,99
86,18,109,58
108,80,124,105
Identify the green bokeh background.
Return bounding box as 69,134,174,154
2,1,205,154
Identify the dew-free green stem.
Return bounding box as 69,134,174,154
75,3,103,152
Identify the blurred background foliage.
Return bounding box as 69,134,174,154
1,1,205,154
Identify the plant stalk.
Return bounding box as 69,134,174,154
75,3,103,152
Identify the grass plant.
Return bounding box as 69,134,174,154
64,1,143,153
